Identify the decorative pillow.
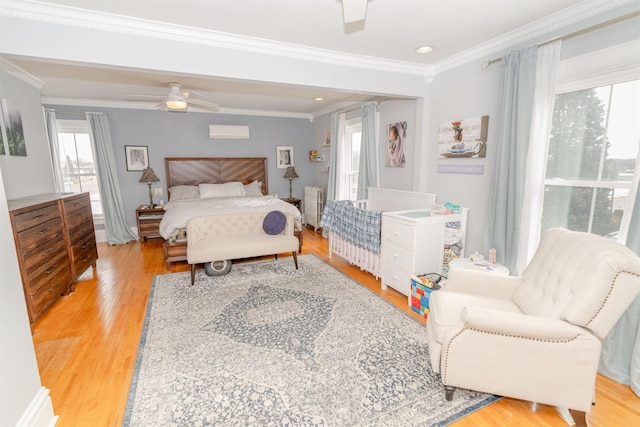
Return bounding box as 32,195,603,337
262,211,287,235
199,182,246,198
244,180,263,197
169,185,200,201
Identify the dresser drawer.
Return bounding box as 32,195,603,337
68,220,95,243
22,237,67,272
11,203,60,233
381,241,413,270
63,193,91,214
72,234,98,276
26,250,71,295
381,262,411,296
65,205,93,230
17,218,65,256
383,220,413,247
30,268,71,318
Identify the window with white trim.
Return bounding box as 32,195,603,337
337,118,362,200
542,65,639,241
56,120,103,218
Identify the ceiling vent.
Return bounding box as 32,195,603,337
209,125,250,140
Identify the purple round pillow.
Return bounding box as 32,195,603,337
263,210,287,235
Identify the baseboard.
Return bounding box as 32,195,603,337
94,227,138,244
16,387,58,427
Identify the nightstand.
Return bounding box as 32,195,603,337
280,198,303,253
280,197,301,210
136,205,165,241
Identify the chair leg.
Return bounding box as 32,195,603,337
569,409,587,427
292,252,298,269
444,385,456,401
190,264,196,286
275,254,278,260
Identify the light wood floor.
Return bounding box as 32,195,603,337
32,228,639,426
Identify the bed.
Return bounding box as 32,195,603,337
160,157,302,269
320,188,438,277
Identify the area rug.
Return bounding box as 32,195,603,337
124,255,499,426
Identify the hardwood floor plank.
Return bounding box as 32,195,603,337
30,228,639,426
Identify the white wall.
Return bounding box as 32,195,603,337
0,71,57,426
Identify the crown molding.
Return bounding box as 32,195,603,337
0,0,427,77
41,97,313,120
432,0,637,75
0,57,45,89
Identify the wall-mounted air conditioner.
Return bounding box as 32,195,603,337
208,125,250,140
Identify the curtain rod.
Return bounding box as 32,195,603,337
45,109,114,118
332,100,379,116
481,10,640,70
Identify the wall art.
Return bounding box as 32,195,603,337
1,98,27,156
386,121,407,167
125,145,149,171
438,116,489,159
276,145,294,169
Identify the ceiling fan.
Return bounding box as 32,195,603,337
341,0,368,24
125,82,220,113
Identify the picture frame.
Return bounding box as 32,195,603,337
276,145,294,169
125,145,149,171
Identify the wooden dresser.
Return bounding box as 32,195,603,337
8,193,98,324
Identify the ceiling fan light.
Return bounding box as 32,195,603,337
166,95,187,110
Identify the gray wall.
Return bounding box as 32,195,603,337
49,106,314,228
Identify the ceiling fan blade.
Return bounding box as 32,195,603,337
187,98,220,112
342,0,368,24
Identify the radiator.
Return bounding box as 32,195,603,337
304,186,324,231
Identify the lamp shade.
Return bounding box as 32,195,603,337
139,167,160,183
283,166,299,179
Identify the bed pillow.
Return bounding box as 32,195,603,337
199,182,246,198
262,210,287,235
169,185,200,201
244,180,263,197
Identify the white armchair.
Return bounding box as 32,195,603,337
426,228,640,426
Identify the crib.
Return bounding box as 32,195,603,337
321,188,437,278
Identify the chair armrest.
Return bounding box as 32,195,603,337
445,268,522,300
451,306,591,341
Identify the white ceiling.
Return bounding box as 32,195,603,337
0,0,617,117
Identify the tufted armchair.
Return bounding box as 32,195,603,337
426,228,640,426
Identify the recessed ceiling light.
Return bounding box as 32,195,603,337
314,97,325,101
415,46,434,54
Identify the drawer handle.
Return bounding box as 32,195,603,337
393,253,399,259
392,275,398,280
38,227,50,234
81,242,91,249
82,255,91,262
394,231,400,236
44,264,58,274
33,214,44,220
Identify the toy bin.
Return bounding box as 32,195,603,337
410,273,444,318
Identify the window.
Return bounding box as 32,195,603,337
542,79,639,241
56,120,103,217
337,118,361,200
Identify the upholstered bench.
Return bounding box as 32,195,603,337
186,211,299,285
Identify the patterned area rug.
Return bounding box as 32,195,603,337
124,255,499,426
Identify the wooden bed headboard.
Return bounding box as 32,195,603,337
164,157,268,199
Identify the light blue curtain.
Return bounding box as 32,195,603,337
357,103,379,200
44,109,65,193
326,112,343,202
599,182,640,398
483,46,538,273
85,112,138,245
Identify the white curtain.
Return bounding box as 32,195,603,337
357,103,379,200
516,41,562,274
44,108,65,193
85,112,138,245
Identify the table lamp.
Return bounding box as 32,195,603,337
139,167,160,207
283,166,299,200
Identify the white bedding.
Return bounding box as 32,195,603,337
159,195,302,240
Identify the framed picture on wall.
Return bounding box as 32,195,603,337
125,145,149,171
276,145,294,169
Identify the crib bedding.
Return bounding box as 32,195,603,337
320,200,383,254
159,195,302,240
